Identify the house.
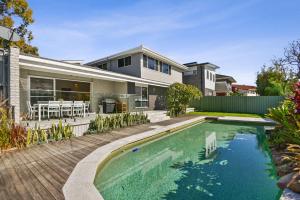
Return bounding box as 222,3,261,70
4,45,187,122
86,45,187,110
215,74,236,96
232,84,258,96
182,62,219,96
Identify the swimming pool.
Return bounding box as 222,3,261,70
94,121,281,200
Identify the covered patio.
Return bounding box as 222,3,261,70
16,53,169,124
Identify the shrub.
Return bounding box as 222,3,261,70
167,83,202,117
0,107,11,150
10,124,27,149
268,82,300,146
0,105,27,150
88,112,149,134
26,120,73,146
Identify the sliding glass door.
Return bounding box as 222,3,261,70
135,86,148,108
29,77,90,104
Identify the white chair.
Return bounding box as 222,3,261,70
85,101,90,114
27,101,38,120
73,101,84,117
37,101,48,118
48,101,61,119
61,101,73,117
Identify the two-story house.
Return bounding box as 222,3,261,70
215,74,236,96
4,45,187,122
86,45,187,110
182,62,219,96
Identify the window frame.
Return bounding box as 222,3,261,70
134,85,148,108
118,56,132,68
28,76,91,104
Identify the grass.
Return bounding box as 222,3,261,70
189,111,265,118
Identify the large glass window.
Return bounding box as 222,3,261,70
56,80,90,101
29,77,90,104
143,55,171,75
135,86,148,108
30,77,54,104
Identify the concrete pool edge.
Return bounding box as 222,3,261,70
63,116,277,200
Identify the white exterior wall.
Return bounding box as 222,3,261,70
204,69,216,91
9,47,20,122
141,65,183,84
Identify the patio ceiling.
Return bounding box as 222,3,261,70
19,54,169,88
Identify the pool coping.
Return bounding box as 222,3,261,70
63,116,277,200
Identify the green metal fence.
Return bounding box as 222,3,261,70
191,96,285,114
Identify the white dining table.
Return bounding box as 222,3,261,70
35,102,86,122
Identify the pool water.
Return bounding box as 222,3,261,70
94,121,282,200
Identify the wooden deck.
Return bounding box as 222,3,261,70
0,115,196,200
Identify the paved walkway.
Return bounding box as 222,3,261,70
0,115,196,200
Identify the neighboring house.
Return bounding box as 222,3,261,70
86,45,187,110
215,74,236,96
182,62,219,96
6,45,187,122
232,84,258,96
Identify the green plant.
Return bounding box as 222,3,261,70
268,83,300,146
167,83,202,117
88,113,149,134
0,107,11,150
26,120,73,146
49,120,73,141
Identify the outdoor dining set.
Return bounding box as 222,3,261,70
27,101,90,121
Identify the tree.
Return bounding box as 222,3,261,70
256,61,296,96
284,40,300,78
167,83,202,117
0,0,38,55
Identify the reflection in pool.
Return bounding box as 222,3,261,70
94,121,281,200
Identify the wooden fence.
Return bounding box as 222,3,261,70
191,96,284,114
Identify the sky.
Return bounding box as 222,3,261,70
27,0,300,85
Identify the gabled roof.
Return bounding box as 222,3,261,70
86,45,188,70
216,74,236,83
184,62,220,70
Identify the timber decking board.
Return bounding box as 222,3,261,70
0,115,197,200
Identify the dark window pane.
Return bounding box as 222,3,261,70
143,55,147,68
55,80,90,101
125,56,131,66
142,87,148,100
30,77,54,90
148,57,157,70
162,63,170,74
159,61,162,72
207,71,209,79
118,58,124,67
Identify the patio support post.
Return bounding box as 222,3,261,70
8,46,20,123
